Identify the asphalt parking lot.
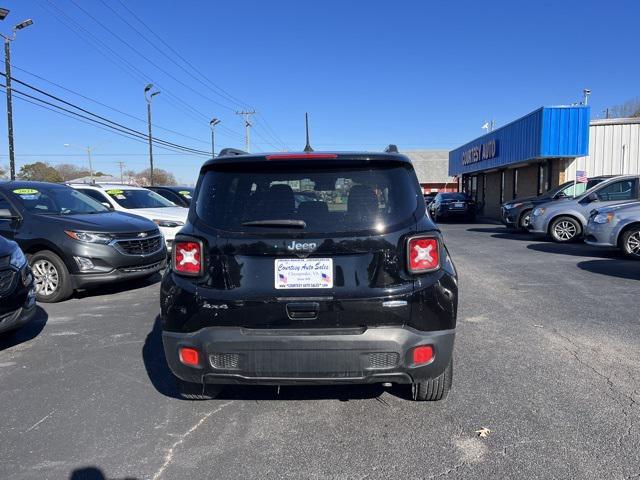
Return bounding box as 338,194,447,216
1,223,639,480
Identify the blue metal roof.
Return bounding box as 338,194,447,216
449,106,590,176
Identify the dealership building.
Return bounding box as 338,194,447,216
449,106,640,219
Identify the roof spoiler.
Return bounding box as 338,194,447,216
218,148,248,157
384,144,399,153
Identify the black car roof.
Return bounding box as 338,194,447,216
201,151,412,169
0,181,68,191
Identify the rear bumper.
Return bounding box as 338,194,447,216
162,326,455,385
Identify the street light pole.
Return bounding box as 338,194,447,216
1,15,33,180
144,84,160,186
209,118,220,157
64,143,95,182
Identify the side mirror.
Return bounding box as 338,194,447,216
101,202,114,210
553,191,566,199
0,208,18,220
587,192,599,203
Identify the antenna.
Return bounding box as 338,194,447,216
303,112,313,152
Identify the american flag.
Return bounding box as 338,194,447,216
576,170,588,183
321,273,331,284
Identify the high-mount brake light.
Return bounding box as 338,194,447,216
407,236,440,274
265,153,338,160
173,240,203,276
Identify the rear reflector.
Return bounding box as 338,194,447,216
179,347,200,367
412,345,434,365
407,236,440,273
173,240,203,276
265,153,338,160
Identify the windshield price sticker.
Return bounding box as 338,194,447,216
275,258,333,289
13,188,39,195
106,189,124,195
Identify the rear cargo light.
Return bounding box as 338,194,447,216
412,345,434,365
179,347,200,367
407,236,440,274
265,153,338,160
173,239,203,276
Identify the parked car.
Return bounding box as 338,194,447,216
585,201,640,259
529,175,640,243
147,186,194,208
502,176,612,231
161,149,458,401
429,192,476,222
69,183,188,252
0,236,36,335
423,192,437,208
0,182,167,302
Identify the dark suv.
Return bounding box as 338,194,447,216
0,181,167,302
161,151,458,401
0,236,36,335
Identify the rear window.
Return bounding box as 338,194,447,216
195,161,421,235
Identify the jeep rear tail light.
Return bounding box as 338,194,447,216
173,240,203,276
179,347,200,367
407,236,440,274
412,345,434,365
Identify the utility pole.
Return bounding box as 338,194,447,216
209,118,220,157
236,110,256,152
144,84,160,186
1,14,33,180
116,161,125,183
64,143,95,182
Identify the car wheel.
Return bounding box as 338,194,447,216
30,250,73,303
412,358,452,401
621,227,640,259
550,216,582,243
176,378,222,400
519,210,532,230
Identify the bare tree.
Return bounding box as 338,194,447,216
605,97,640,118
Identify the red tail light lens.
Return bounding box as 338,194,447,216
412,345,434,365
173,240,203,276
179,347,200,367
407,236,440,274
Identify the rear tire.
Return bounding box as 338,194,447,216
176,378,221,400
549,216,582,243
30,250,73,303
412,359,453,401
620,226,640,259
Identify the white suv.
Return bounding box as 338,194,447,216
70,183,188,251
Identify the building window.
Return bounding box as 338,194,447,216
471,175,478,202
512,169,518,198
537,163,544,195
500,171,505,204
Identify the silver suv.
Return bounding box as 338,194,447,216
586,201,640,259
528,175,640,242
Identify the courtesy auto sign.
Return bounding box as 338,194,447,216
462,139,498,166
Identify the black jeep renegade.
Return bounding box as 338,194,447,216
160,150,458,401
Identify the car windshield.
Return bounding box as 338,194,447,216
105,188,176,209
440,193,470,201
10,186,109,215
176,188,194,200
195,161,421,235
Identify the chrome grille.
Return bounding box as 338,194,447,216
368,352,399,369
0,269,15,295
114,235,162,256
210,353,240,370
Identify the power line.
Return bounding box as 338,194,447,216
1,73,211,155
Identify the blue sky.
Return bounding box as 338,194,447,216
1,0,639,184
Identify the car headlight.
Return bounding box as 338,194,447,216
153,219,185,228
593,212,614,224
9,245,27,269
532,207,545,216
65,230,112,244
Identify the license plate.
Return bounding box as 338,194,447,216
453,202,465,208
275,258,333,289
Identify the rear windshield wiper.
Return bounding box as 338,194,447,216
241,219,307,228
